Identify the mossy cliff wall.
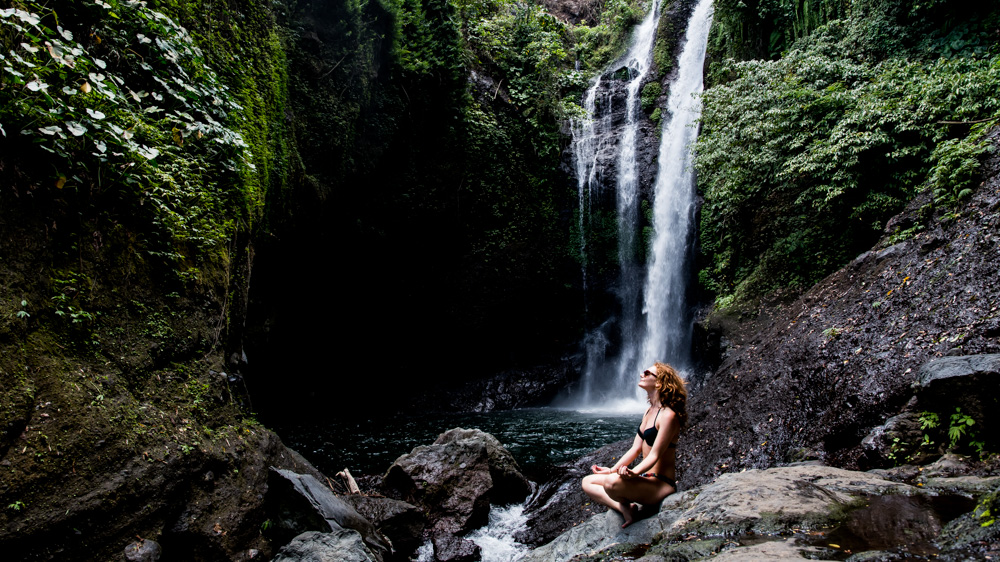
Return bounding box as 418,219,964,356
0,0,302,558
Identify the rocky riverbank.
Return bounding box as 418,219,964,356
680,126,1000,487
522,459,1000,561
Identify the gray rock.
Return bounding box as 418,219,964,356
433,428,531,505
919,453,971,478
123,539,161,562
859,411,930,467
432,534,482,561
913,354,1000,389
521,466,909,562
709,539,831,561
265,468,389,560
272,530,377,562
343,495,425,557
383,428,529,535
912,354,1000,451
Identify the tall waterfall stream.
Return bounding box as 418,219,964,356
571,0,714,410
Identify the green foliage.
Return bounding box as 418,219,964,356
928,125,994,205
16,300,30,319
0,1,258,261
695,17,1000,303
919,411,940,431
979,493,997,528
468,1,584,145
640,80,661,112
916,408,988,457
948,407,976,449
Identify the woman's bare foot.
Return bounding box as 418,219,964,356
620,503,638,528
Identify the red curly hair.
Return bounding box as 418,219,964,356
653,362,688,428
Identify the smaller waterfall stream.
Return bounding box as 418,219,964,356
570,0,714,409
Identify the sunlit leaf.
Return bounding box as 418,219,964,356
65,120,87,136
94,58,107,69
94,140,107,153
14,9,40,26
26,79,47,92
57,26,73,41
20,42,39,54
80,81,92,93
86,108,106,120
137,146,160,159
38,125,61,135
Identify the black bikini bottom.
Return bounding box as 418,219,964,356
640,472,677,488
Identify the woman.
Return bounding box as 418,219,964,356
581,362,687,527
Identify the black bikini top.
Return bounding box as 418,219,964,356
637,407,678,448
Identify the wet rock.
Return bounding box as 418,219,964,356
265,468,389,561
934,483,1000,557
421,358,582,413
123,539,162,562
382,428,529,536
912,355,1000,450
342,495,425,558
432,534,482,561
859,410,928,467
709,538,829,561
433,428,531,505
914,354,1000,391
641,537,726,561
521,465,909,562
515,437,628,547
920,453,973,479
272,530,377,562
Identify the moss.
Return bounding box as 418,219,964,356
646,537,728,560
641,81,662,112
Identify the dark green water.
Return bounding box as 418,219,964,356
275,408,637,480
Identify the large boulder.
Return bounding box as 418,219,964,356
520,465,911,562
913,355,1000,440
432,428,531,505
382,428,530,536
272,530,377,562
264,468,389,560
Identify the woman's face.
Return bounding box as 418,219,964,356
638,366,657,389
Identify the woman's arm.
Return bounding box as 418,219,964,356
628,408,678,475
593,435,643,473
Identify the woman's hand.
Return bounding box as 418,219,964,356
616,465,635,479
591,465,612,474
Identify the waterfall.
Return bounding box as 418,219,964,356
569,0,714,409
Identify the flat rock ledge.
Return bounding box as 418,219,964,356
520,464,980,562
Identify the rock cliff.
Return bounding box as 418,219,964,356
681,126,1000,487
